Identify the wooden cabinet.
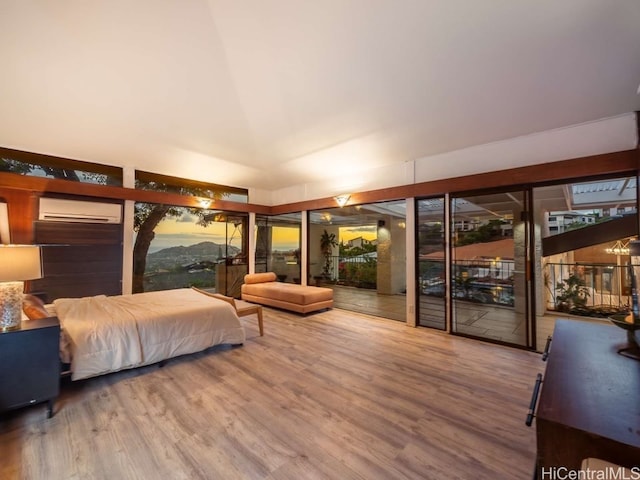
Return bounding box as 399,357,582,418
0,317,60,418
535,319,640,474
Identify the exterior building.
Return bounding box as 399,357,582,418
546,211,598,235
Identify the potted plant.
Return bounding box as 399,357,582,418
320,229,338,281
555,273,590,314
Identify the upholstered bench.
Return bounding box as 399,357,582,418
241,272,333,314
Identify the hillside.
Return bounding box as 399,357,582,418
146,241,240,271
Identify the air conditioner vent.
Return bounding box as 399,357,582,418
38,198,122,224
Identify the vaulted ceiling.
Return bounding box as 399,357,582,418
1,1,639,192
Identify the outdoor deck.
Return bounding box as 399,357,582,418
329,285,608,350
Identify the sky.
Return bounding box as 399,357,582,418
340,225,377,243
146,211,240,252
145,210,378,253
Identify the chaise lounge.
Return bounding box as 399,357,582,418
241,272,333,314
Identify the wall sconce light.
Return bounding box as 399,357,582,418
0,245,43,331
199,198,212,209
334,194,350,208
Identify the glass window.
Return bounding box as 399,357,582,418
309,200,406,322
417,198,446,330
451,190,529,347
255,213,302,283
0,147,122,186
133,203,247,295
135,170,248,203
533,175,638,349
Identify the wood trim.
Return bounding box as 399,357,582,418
419,149,638,195
0,172,270,214
135,170,248,196
0,188,37,243
636,111,640,152
0,146,122,179
271,149,639,213
542,214,638,257
1,148,638,216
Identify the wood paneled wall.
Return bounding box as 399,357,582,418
0,188,38,243
29,221,123,301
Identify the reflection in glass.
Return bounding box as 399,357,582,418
533,176,638,349
309,200,407,321
134,204,247,296
417,198,446,330
451,191,529,346
256,213,302,284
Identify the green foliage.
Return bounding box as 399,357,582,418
420,260,444,279
133,179,229,231
132,180,231,293
418,223,443,246
320,230,338,277
564,221,588,232
456,219,505,246
563,215,609,232
453,271,475,298
340,243,376,257
555,274,590,313
341,258,377,288
0,158,32,174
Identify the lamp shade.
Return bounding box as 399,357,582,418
0,245,42,282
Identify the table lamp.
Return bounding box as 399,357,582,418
0,245,43,331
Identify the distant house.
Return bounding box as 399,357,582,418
547,211,598,235
422,238,515,280
346,236,373,249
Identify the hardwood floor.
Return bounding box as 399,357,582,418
0,307,542,480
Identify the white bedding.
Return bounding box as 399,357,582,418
53,288,245,380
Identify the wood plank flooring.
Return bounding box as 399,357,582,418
0,307,542,480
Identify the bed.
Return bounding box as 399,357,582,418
24,288,245,381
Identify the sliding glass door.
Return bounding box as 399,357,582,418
255,213,302,283
532,175,638,350
309,200,407,321
450,190,532,347
417,198,446,329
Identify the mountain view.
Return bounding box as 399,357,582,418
144,241,242,292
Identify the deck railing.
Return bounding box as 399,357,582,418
545,262,630,315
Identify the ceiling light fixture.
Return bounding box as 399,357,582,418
606,240,630,256
334,194,350,208
199,198,212,209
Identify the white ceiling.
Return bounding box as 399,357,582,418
1,1,639,192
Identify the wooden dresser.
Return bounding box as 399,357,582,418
536,319,640,473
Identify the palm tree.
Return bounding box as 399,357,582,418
320,230,338,279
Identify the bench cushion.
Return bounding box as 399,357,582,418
244,272,277,284
241,272,333,313
242,282,333,304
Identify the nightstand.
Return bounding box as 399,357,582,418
0,317,61,418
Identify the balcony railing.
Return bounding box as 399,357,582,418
419,259,515,306
324,257,631,317
545,262,630,317
337,256,377,288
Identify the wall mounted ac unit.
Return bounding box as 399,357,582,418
39,198,122,224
